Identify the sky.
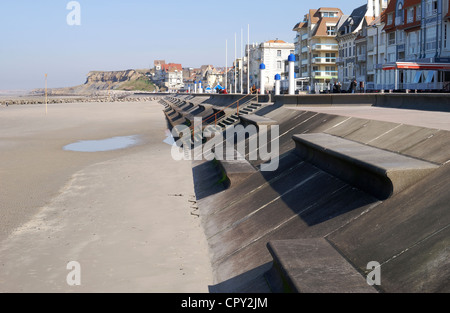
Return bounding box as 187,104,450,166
0,0,365,90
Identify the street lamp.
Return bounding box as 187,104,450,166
307,45,312,92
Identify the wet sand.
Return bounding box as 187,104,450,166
0,101,213,292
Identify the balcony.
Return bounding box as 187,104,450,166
301,71,309,78
357,54,367,62
336,57,344,64
302,33,309,41
301,46,309,53
301,59,309,65
312,57,337,64
311,43,339,51
312,71,338,78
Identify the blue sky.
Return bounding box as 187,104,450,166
0,0,365,90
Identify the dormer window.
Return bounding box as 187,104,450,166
387,13,393,25
327,26,336,36
322,12,338,17
407,7,414,23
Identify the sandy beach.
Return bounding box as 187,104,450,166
0,100,213,292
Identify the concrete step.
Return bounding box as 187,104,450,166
293,133,439,200
265,239,377,293
240,115,278,128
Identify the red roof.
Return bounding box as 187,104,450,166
382,0,397,32
383,0,422,33
446,0,450,19
162,63,183,73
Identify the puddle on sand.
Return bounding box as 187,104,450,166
63,135,140,152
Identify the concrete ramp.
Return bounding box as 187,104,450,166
293,133,439,200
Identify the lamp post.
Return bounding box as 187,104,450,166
259,63,266,95
288,54,296,95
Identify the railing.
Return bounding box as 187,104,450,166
312,57,337,64
191,94,258,133
357,54,367,62
312,44,339,51
312,71,338,78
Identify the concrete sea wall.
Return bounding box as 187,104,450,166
161,93,450,293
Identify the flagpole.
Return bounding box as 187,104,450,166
234,32,237,95
241,28,243,94
247,24,250,94
225,40,228,92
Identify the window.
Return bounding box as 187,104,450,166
325,66,336,76
387,13,393,25
322,12,338,17
388,52,396,62
426,0,438,16
408,32,418,55
397,31,404,43
445,24,449,50
388,32,396,45
277,61,282,69
407,7,414,23
416,5,421,20
277,50,282,57
426,26,437,50
396,3,404,25
325,53,336,62
327,26,336,36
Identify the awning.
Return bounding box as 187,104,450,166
383,62,450,71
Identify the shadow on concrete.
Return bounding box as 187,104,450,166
209,262,273,293
259,150,379,228
254,102,284,117
192,160,227,201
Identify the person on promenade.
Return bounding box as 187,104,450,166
349,80,357,94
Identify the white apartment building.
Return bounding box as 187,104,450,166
293,8,344,92
165,70,184,92
247,40,295,93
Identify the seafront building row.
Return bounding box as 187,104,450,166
151,0,450,93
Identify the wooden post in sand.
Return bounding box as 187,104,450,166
45,74,48,115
